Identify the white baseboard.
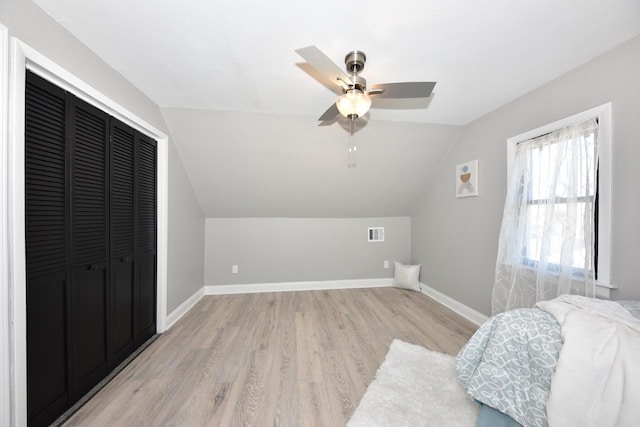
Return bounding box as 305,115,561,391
204,278,393,295
419,283,488,326
168,279,488,332
165,287,204,330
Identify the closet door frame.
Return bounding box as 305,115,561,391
0,23,11,427
7,39,168,427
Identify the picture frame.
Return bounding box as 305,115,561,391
456,159,478,197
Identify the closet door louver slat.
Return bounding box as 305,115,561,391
109,119,136,365
68,95,109,403
134,134,157,346
25,72,70,427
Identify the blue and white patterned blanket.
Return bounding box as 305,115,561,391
455,308,561,427
455,300,640,427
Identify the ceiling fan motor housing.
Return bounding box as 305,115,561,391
345,50,366,73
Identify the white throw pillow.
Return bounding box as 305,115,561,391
393,261,421,291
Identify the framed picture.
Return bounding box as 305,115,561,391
456,159,478,197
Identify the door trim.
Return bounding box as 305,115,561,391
0,22,11,427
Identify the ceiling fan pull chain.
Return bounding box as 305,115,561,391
348,118,357,168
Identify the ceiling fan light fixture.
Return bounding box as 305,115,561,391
336,89,371,119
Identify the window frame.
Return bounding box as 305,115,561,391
506,103,613,295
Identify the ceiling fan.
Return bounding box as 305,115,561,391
295,45,436,122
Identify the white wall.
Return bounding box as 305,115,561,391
412,35,640,315
167,140,205,311
205,217,410,286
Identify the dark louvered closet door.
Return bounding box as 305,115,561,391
25,71,69,427
109,118,135,366
68,95,109,402
134,133,157,347
25,72,159,425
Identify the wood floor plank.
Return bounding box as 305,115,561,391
298,381,336,427
295,311,325,383
63,287,477,426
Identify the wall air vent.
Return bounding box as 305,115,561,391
368,227,384,242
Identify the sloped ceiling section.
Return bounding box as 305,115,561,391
161,109,461,218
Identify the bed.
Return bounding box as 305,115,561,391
455,295,640,427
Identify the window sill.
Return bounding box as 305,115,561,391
595,281,617,299
499,261,616,299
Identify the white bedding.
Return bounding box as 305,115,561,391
536,295,640,427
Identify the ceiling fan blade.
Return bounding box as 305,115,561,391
318,103,340,121
296,46,353,88
368,82,436,99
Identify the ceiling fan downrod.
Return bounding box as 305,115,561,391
344,50,367,91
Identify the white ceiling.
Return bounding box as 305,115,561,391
33,0,640,125
27,0,640,218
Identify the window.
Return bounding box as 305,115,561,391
506,103,612,290
518,120,598,277
493,104,613,313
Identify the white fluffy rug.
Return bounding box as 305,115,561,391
348,339,478,427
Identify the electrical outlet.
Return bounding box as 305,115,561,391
384,260,389,269
232,265,238,274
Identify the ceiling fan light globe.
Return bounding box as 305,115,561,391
336,89,371,119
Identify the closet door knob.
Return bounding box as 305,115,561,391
87,264,97,271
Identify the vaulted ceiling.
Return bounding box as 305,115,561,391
161,109,461,217
32,0,640,217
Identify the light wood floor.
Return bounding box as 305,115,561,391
63,287,478,426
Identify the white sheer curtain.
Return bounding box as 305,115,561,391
492,119,598,314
